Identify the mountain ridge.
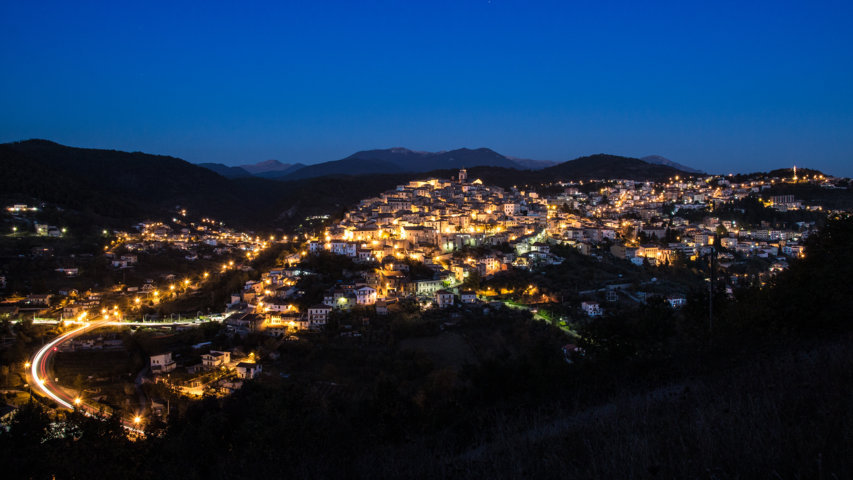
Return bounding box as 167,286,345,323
239,159,296,174
198,147,566,180
198,163,254,179
278,147,524,179
0,140,714,230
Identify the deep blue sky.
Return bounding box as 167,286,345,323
2,1,852,175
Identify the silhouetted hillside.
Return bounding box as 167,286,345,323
0,142,700,231
239,159,300,174
198,160,306,179
542,154,690,180
0,140,426,229
1,140,250,219
253,163,306,178
197,162,253,179
280,147,524,179
202,149,694,184
281,157,407,180
507,157,557,170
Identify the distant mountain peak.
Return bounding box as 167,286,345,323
255,159,286,168
507,156,557,170
388,147,418,154
352,147,429,157
641,155,704,174
239,159,296,174
282,146,525,180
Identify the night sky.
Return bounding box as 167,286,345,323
1,1,852,175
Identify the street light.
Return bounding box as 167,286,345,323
133,416,142,425
74,397,81,406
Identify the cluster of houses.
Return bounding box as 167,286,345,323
545,175,818,268
149,349,261,380
309,169,556,268
222,256,491,334
1,170,842,330
5,213,281,321
214,169,835,329
109,219,273,264
318,169,821,276
148,348,263,402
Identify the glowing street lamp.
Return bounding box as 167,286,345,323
74,397,82,406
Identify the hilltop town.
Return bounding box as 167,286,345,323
217,166,840,336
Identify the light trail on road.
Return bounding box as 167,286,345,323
30,321,103,409
29,320,144,434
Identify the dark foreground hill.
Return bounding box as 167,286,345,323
1,140,269,225
0,140,415,229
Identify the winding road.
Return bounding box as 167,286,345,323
30,320,107,411
28,318,215,433
27,320,149,433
